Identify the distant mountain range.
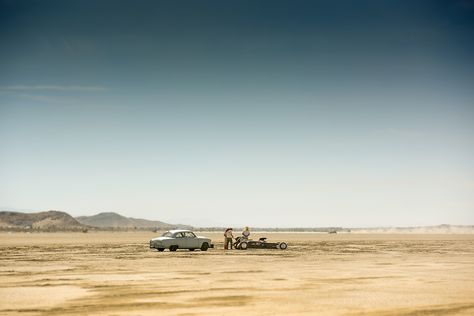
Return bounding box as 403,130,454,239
75,212,191,230
0,210,191,231
0,210,473,233
0,210,87,231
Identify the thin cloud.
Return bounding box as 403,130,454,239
0,85,108,92
15,93,76,104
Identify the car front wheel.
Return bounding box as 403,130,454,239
239,241,248,250
278,242,288,250
157,248,165,252
200,242,209,251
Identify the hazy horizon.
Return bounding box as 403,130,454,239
1,1,473,227
1,206,473,229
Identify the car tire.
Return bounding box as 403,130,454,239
278,242,288,250
200,242,209,251
157,248,165,252
189,248,195,251
169,245,178,252
240,241,248,250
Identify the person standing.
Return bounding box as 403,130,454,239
242,226,250,241
224,228,234,250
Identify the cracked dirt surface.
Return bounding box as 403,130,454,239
1,232,473,315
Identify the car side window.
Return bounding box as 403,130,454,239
175,232,184,238
184,232,196,238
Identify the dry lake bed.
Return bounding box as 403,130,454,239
1,232,473,315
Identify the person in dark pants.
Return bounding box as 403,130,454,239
224,228,234,250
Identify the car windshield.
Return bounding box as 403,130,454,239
161,232,172,237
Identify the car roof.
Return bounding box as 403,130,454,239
168,229,192,234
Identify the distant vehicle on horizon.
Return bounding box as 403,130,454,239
149,229,214,252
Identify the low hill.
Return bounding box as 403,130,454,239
0,210,87,231
75,212,192,230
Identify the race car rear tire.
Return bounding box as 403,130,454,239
278,242,288,250
239,241,248,250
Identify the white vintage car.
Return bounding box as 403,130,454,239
149,229,214,252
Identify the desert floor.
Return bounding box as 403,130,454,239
0,232,473,316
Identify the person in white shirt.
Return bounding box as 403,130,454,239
224,228,234,250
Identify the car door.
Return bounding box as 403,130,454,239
174,232,187,248
184,232,199,248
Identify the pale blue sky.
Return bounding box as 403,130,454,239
1,0,473,227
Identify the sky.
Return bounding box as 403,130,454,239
1,0,473,227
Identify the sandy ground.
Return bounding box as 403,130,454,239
0,232,473,316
